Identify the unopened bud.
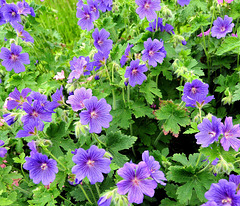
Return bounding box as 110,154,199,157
75,121,89,138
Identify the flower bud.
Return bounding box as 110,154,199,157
161,5,173,19
75,121,89,138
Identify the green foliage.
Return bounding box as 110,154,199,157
100,131,137,167
155,101,190,137
167,153,215,205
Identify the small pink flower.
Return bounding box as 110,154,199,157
232,33,238,37
0,164,6,168
12,178,21,186
197,29,211,37
53,70,65,80
217,0,234,3
87,76,94,81
0,117,5,126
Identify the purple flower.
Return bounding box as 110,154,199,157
66,87,92,111
80,96,112,133
21,101,53,128
68,57,87,83
135,0,161,22
0,8,6,25
197,29,211,37
3,113,16,125
23,152,58,185
201,202,217,206
93,51,109,70
12,23,34,43
177,0,191,6
164,23,175,34
92,28,113,53
2,4,21,23
211,15,234,39
142,38,166,67
182,94,214,108
7,87,31,110
229,174,240,195
72,145,111,184
98,195,112,206
0,140,7,158
117,161,157,204
95,75,100,80
16,120,44,138
77,5,94,31
95,0,112,12
17,1,31,16
0,0,6,7
29,92,58,113
146,18,164,32
124,59,148,87
142,151,167,185
195,116,222,147
87,0,99,20
182,40,187,45
27,140,38,155
0,43,30,73
77,0,83,8
51,86,64,106
232,33,238,37
205,179,240,205
120,43,134,67
183,79,209,99
220,117,240,152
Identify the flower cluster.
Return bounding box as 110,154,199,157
146,17,174,34
76,0,112,31
67,87,112,133
23,141,58,186
182,79,214,108
3,87,63,138
195,116,240,151
72,145,111,184
116,150,166,204
202,175,240,205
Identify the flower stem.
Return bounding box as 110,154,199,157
79,184,93,205
59,194,74,205
154,131,163,146
198,107,202,122
95,183,101,197
42,147,67,171
195,153,202,168
87,184,97,204
92,133,107,147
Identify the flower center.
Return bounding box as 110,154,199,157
86,159,95,167
90,111,98,119
222,197,232,204
41,163,48,170
132,177,140,186
11,11,16,17
148,50,154,56
191,87,197,94
97,40,103,45
224,132,233,139
11,54,18,61
132,68,138,75
85,13,90,20
32,111,39,117
208,131,216,137
144,3,150,9
220,26,226,32
92,6,97,12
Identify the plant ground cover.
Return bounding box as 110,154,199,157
1,0,240,205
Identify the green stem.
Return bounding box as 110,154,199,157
21,164,28,183
42,147,67,171
13,186,29,194
92,133,107,147
79,184,93,205
198,107,202,122
154,131,163,146
237,53,239,68
195,153,202,167
197,162,211,174
156,74,159,88
87,184,97,204
95,183,101,197
59,194,74,205
122,88,126,106
111,65,116,110
127,84,130,103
